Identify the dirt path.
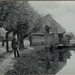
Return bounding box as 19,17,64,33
0,46,34,75
0,40,35,75
0,40,30,74
0,47,15,75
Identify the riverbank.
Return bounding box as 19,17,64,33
6,46,48,75
5,46,72,75
0,41,74,75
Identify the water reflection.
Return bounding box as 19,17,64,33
46,48,72,74
56,51,75,75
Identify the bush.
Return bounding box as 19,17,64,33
6,48,48,75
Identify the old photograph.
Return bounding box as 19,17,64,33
0,1,75,75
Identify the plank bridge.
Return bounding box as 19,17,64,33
56,44,75,49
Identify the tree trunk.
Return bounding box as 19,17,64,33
6,32,9,52
29,36,32,46
20,38,24,49
17,33,24,49
6,31,12,52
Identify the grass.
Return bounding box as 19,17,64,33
6,47,49,75
5,45,73,75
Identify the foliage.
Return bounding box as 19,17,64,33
6,48,47,75
66,32,75,39
0,1,41,34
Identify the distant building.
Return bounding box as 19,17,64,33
0,27,7,41
31,14,66,46
38,14,66,42
0,27,13,41
37,14,66,34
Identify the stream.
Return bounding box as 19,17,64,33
56,50,75,75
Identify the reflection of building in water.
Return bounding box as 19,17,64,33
47,49,71,74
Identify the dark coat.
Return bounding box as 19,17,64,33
11,39,20,49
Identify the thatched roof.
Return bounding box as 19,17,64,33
38,14,66,34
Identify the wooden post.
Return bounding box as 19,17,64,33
46,47,51,70
45,34,50,70
45,25,51,71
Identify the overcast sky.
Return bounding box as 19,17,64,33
29,1,75,34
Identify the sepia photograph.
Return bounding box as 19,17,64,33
0,0,75,75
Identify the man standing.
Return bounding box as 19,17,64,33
11,38,20,57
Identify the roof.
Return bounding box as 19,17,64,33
38,14,66,34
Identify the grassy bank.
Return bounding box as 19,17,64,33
6,47,50,75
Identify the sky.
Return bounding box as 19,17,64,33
29,1,75,34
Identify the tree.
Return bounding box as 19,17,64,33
66,32,75,39
0,1,17,51
0,1,41,51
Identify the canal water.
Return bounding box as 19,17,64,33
56,50,75,75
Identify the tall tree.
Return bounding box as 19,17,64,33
0,1,41,51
